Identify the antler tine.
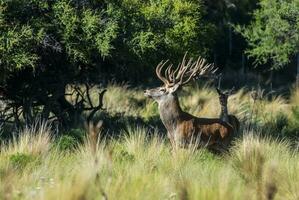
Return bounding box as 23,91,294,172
179,56,203,85
175,53,189,79
178,66,190,84
170,66,177,83
165,64,173,81
156,60,170,86
169,64,180,85
180,58,199,84
199,60,217,75
176,57,193,81
180,56,218,85
172,62,181,77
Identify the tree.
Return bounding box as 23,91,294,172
104,0,216,80
203,0,258,69
0,0,215,130
236,0,299,69
0,0,118,128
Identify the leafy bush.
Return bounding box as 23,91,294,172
140,101,159,122
56,135,78,151
117,149,135,163
9,153,35,169
64,128,86,142
0,0,215,130
262,113,288,136
282,107,299,138
236,0,299,68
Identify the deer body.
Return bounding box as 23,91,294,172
144,54,234,151
147,90,233,149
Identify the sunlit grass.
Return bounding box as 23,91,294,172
0,124,298,200
65,83,294,129
1,85,299,199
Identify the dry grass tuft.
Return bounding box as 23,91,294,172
1,121,52,156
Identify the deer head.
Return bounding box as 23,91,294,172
144,53,217,103
216,87,235,107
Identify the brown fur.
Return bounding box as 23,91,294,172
174,112,234,150
146,91,234,151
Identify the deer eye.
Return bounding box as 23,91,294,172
159,88,166,92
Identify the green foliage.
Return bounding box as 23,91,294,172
0,0,214,81
0,0,118,73
64,128,86,141
56,135,78,151
236,0,299,68
261,112,288,136
0,0,217,129
9,153,35,168
282,106,299,137
274,113,289,131
53,1,118,63
0,23,39,72
117,0,215,59
140,101,159,122
117,149,135,163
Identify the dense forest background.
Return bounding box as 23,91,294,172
1,0,299,130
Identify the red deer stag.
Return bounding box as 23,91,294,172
216,88,240,134
144,54,234,151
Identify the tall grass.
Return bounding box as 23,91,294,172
0,122,298,200
0,122,52,156
1,84,298,199
66,83,295,134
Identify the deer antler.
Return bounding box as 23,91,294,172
156,60,171,86
155,52,217,87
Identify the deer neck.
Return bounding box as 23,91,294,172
220,103,229,123
158,95,183,132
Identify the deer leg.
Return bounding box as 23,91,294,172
167,131,176,149
208,142,229,154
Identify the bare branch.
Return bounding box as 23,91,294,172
86,89,107,123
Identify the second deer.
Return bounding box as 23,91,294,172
216,88,240,135
144,54,234,151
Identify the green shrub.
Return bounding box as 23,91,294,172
113,143,135,163
198,150,218,162
262,113,288,136
120,151,135,162
282,107,299,138
140,101,159,122
118,150,135,163
56,135,78,151
63,128,86,141
9,153,35,169
275,113,289,132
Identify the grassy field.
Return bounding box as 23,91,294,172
1,84,299,200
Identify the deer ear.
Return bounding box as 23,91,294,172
216,88,221,94
169,84,180,93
